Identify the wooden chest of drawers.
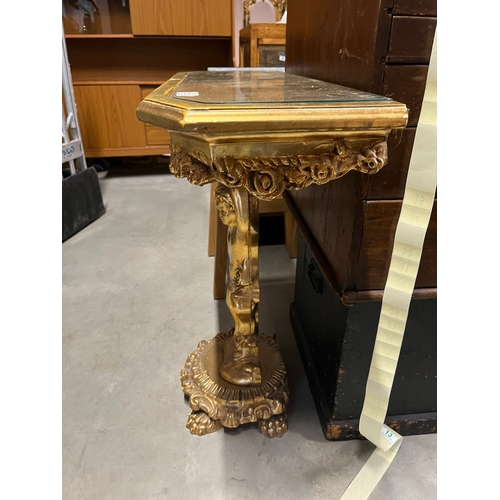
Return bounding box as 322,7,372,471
284,0,437,439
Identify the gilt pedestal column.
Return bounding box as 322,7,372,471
136,70,408,438
180,184,289,438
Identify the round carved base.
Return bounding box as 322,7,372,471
180,329,289,437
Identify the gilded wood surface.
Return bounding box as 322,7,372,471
169,139,388,201
141,87,171,146
135,70,408,437
136,71,409,135
181,330,289,437
179,182,290,436
215,186,261,386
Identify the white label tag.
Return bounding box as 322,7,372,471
62,140,83,163
176,91,199,97
279,54,286,62
381,426,398,445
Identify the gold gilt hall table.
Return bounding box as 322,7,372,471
136,70,408,438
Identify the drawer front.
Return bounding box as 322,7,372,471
355,200,437,290
383,65,429,127
393,0,437,16
387,16,437,63
366,127,417,200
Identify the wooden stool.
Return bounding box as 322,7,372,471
208,182,297,299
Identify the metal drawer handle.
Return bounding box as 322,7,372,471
307,260,323,295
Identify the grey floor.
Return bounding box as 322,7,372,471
62,171,437,500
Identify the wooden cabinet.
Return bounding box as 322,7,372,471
285,0,437,440
63,0,233,158
129,0,232,36
286,0,437,294
74,85,146,151
291,234,437,440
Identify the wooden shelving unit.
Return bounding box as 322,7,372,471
63,0,233,158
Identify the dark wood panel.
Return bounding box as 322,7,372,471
285,0,436,299
387,16,436,63
342,287,436,304
355,200,437,290
383,65,429,126
285,0,392,93
288,172,364,292
393,0,437,16
323,413,437,441
366,127,416,199
66,37,233,84
291,242,437,441
285,191,435,306
292,237,348,420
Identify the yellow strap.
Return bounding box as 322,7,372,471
340,33,437,500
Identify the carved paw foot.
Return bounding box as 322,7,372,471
186,411,223,436
258,412,288,438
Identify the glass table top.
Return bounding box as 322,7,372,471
171,70,392,105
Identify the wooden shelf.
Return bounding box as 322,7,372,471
64,0,233,158
70,79,170,86
65,34,135,39
66,37,232,85
63,0,132,36
85,145,170,158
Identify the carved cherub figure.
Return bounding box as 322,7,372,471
215,186,261,386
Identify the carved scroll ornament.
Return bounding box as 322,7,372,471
169,139,388,201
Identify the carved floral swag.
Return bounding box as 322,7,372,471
169,139,388,201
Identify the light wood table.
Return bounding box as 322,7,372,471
136,70,407,437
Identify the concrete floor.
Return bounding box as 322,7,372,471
62,171,437,500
